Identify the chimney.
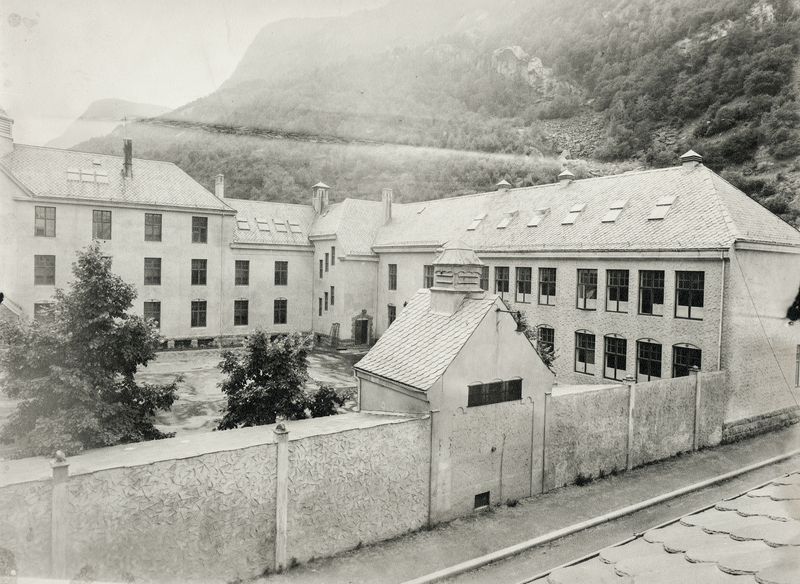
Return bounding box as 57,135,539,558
215,174,224,199
123,139,133,179
429,240,485,316
382,188,393,223
558,170,574,186
0,108,13,156
496,179,511,192
312,182,330,214
680,150,703,169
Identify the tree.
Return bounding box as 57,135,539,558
216,331,348,430
0,243,179,457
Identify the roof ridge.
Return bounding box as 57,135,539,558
226,197,315,209
11,143,183,167
701,167,740,243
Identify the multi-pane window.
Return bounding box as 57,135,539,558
324,292,329,311
639,270,665,316
604,336,627,381
92,210,112,240
325,253,329,272
234,300,249,326
145,213,162,242
274,298,287,324
539,268,556,305
144,258,161,285
575,331,596,375
191,300,207,328
144,301,161,328
479,266,489,291
606,270,629,313
467,378,522,407
423,265,434,289
495,267,509,297
191,259,207,286
34,255,55,285
388,304,396,325
318,298,323,316
637,341,662,382
275,261,288,286
192,217,208,243
576,269,597,310
673,345,702,377
388,264,397,290
331,246,336,266
235,260,249,286
675,271,704,320
35,206,56,237
537,326,554,356
319,259,324,279
515,267,532,303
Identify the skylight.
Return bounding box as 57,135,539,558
648,195,677,220
467,213,487,231
256,218,270,231
274,220,288,233
497,211,517,229
601,200,628,223
527,208,550,227
67,168,80,181
561,203,586,225
289,222,302,233
236,218,250,230
95,169,109,184
81,170,95,182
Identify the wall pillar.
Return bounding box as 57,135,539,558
691,367,702,451
541,391,551,493
167,340,175,349
625,376,636,471
274,424,289,572
50,457,70,579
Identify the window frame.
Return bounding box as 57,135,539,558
191,259,207,286
672,344,702,378
639,270,665,316
144,301,161,328
388,304,396,325
274,261,288,286
234,299,249,326
92,209,112,240
319,259,324,279
191,300,207,328
144,213,162,242
144,257,161,286
606,269,629,313
325,253,329,272
515,267,532,303
575,331,596,375
636,340,662,382
192,216,208,243
423,265,434,289
604,335,628,381
35,206,56,237
479,266,489,291
495,266,509,298
331,246,336,266
537,326,554,356
467,378,523,407
388,264,397,290
675,271,704,320
576,269,598,311
235,260,249,286
324,292,329,311
330,285,335,306
34,254,56,286
274,298,287,324
538,267,556,306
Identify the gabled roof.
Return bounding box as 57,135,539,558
309,198,385,256
354,289,499,391
225,198,316,246
1,144,230,211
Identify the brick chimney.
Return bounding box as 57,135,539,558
558,170,574,186
680,150,703,169
123,139,133,179
0,108,13,156
312,182,330,214
382,188,393,223
215,174,224,199
429,240,485,316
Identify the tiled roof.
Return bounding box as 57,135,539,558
309,198,385,256
1,144,230,211
372,165,800,251
546,471,800,584
354,289,499,391
225,198,316,246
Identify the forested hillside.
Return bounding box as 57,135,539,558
76,0,800,224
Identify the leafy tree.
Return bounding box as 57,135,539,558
0,243,179,457
216,331,347,430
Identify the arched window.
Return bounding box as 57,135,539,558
672,343,701,377
636,338,662,382
536,324,554,355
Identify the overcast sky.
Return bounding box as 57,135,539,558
0,0,389,145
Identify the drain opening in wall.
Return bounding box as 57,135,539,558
474,491,490,510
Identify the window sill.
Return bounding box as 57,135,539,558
576,308,597,311
637,313,663,317
606,310,628,314
674,316,704,321
574,370,596,376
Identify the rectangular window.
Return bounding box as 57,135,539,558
35,206,56,237
388,304,396,325
191,300,207,328
325,253,329,272
388,264,397,290
274,298,287,324
324,292,329,311
537,326,554,356
331,246,336,266
604,336,627,381
495,267,509,297
319,259,324,279
145,213,162,242
191,259,207,286
673,346,702,377
275,261,288,286
234,299,249,326
515,267,532,303
144,257,161,285
318,297,323,316
675,271,704,320
423,265,434,289
474,492,490,510
538,268,556,305
92,210,112,240
479,266,489,291
144,301,161,328
34,255,55,285
192,216,208,243
467,379,523,407
639,270,665,316
34,302,54,322
576,269,597,310
235,260,249,286
637,341,662,382
606,270,629,313
575,331,596,375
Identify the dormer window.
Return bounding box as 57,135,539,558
602,200,628,223
497,211,517,229
256,218,270,231
467,213,487,231
648,196,677,220
236,218,250,230
274,219,288,233
562,203,586,225
527,208,550,227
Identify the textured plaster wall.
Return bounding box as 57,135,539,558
374,251,437,336
286,418,430,562
0,479,51,577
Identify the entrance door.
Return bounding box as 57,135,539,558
355,319,368,345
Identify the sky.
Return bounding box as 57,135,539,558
0,0,389,145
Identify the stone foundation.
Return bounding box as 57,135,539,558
722,406,800,444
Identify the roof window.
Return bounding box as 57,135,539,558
467,213,487,231
256,218,270,231
274,220,288,233
648,195,677,220
497,211,518,229
67,168,80,181
236,218,250,230
80,170,95,182
527,208,550,227
601,200,628,223
95,169,109,184
289,221,302,233
561,203,586,225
